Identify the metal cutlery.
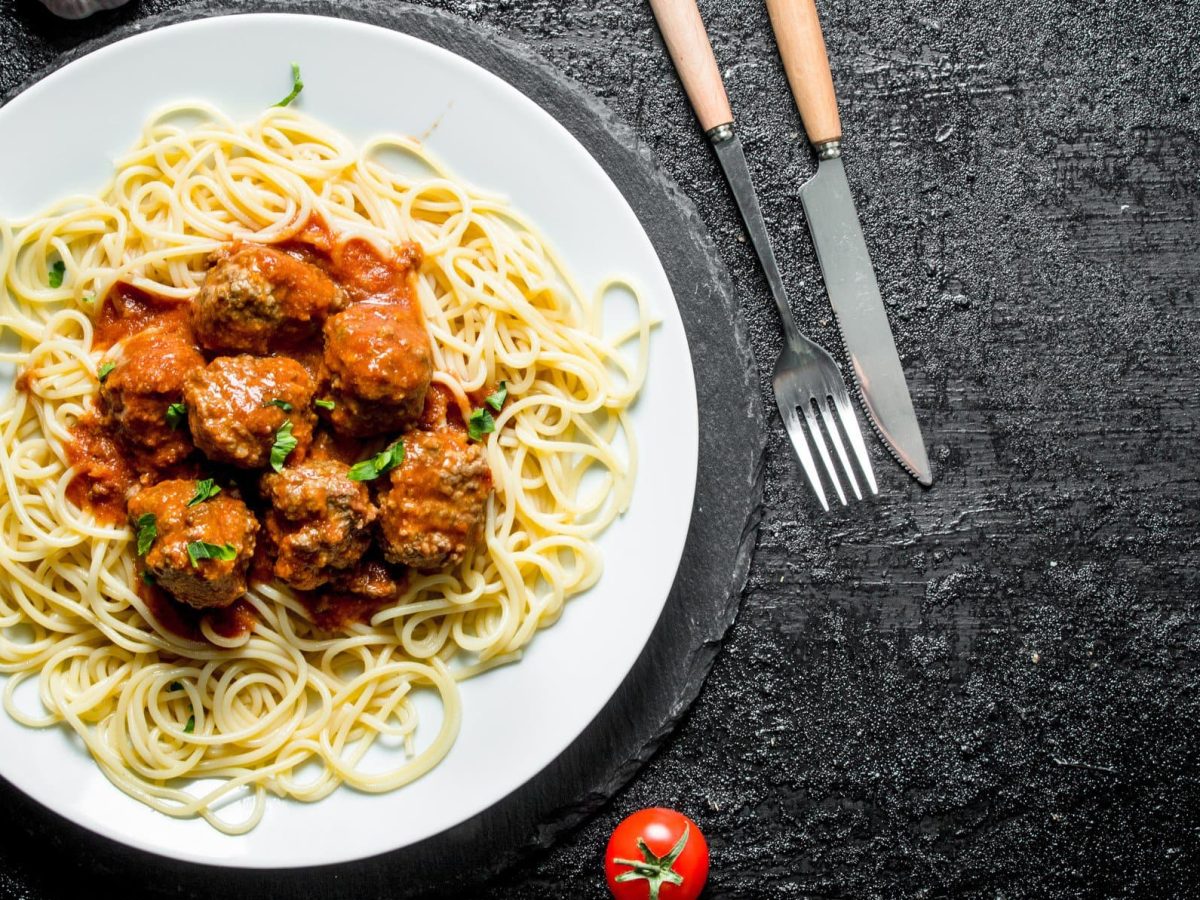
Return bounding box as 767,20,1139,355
766,0,933,486
649,0,877,510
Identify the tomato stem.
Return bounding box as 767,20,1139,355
611,824,690,900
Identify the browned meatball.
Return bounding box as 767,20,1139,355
259,460,376,590
184,356,316,469
192,245,346,354
99,324,203,468
327,556,402,602
376,429,492,570
127,479,258,610
323,302,433,437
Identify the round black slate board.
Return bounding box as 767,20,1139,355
0,2,765,895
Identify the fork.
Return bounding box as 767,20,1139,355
650,0,877,510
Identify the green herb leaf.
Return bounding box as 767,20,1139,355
165,402,187,430
467,407,496,442
184,715,195,734
485,381,508,413
186,541,237,568
98,361,116,382
48,260,65,288
135,514,157,556
141,570,157,586
263,399,293,412
169,681,181,691
274,62,304,108
314,398,335,411
347,440,405,482
186,479,222,507
270,419,298,473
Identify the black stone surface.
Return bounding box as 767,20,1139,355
2,0,1199,898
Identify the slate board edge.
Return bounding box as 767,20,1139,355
0,1,767,892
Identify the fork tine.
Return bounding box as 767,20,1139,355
819,396,862,500
779,402,829,511
801,399,846,506
833,391,878,495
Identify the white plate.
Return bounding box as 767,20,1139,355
0,14,697,869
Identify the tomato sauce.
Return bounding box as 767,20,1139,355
296,591,391,632
93,283,191,350
65,414,139,525
140,580,254,642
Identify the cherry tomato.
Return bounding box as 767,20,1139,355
604,807,709,900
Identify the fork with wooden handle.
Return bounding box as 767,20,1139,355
649,0,877,509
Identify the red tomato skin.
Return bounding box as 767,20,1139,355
604,808,710,900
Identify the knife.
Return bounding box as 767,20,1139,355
765,0,933,486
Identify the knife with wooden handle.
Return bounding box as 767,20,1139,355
766,0,933,486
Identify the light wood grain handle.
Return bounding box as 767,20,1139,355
766,0,842,147
648,0,734,133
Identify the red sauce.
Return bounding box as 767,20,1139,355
93,282,191,350
65,414,138,525
140,580,255,642
296,591,391,632
139,580,202,642
209,601,256,640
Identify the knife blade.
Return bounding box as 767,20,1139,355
800,155,932,486
767,0,932,486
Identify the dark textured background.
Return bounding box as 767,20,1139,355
3,0,1199,897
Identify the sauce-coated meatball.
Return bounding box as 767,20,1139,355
99,325,203,468
127,479,258,609
326,556,402,601
376,429,491,570
323,302,433,437
260,460,376,590
184,355,316,469
192,245,345,354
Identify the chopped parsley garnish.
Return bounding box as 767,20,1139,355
141,570,157,586
485,381,508,413
165,402,187,429
184,715,195,734
270,420,298,472
48,260,65,288
467,407,496,442
186,541,237,568
186,479,221,507
97,361,116,382
314,398,335,411
274,62,304,107
263,399,293,412
135,514,157,556
347,440,405,482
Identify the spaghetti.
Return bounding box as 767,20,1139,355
0,103,650,832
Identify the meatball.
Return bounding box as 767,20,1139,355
127,479,258,610
184,355,316,469
99,324,203,468
323,302,433,437
260,460,376,590
376,429,492,570
192,245,346,354
326,556,403,602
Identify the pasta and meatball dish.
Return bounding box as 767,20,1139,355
0,91,649,832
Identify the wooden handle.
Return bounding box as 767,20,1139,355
766,0,842,146
648,0,733,133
